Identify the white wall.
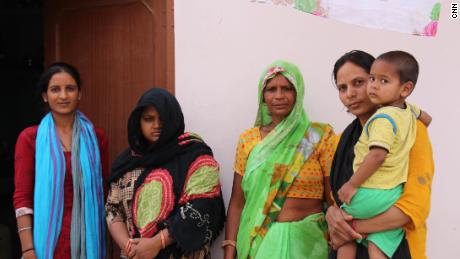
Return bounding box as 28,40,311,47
175,0,460,258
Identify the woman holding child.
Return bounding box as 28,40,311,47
224,60,335,259
327,50,434,259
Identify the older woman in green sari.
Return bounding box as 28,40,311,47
224,60,335,259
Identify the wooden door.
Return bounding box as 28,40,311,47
44,0,174,163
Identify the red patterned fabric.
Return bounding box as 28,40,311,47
132,168,174,237
13,125,109,258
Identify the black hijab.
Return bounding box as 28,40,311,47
108,88,224,258
109,87,212,183
329,118,411,259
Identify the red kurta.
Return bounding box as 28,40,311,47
13,126,109,258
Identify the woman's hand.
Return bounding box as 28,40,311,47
338,182,357,205
128,237,161,259
325,206,361,250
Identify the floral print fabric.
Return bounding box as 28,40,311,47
251,0,441,36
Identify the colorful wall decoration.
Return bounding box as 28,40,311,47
251,0,441,36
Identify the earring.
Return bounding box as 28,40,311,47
44,99,47,103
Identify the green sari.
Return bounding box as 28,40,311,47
236,60,328,258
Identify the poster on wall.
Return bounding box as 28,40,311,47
251,0,441,36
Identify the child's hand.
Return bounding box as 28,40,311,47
338,182,357,205
419,110,432,127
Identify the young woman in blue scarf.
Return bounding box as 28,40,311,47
13,63,108,259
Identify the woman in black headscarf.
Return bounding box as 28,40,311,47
106,88,225,259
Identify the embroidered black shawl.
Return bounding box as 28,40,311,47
109,88,225,258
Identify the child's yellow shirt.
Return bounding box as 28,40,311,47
353,105,417,189
333,120,434,259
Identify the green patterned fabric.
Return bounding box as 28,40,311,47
184,166,219,196
136,181,162,228
237,60,314,258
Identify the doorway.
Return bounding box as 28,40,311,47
0,0,43,258
1,0,174,257
44,0,175,163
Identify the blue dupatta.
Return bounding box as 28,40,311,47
34,111,105,259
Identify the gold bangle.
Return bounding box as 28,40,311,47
221,240,236,248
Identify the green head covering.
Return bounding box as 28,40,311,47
238,60,312,258
246,60,311,175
